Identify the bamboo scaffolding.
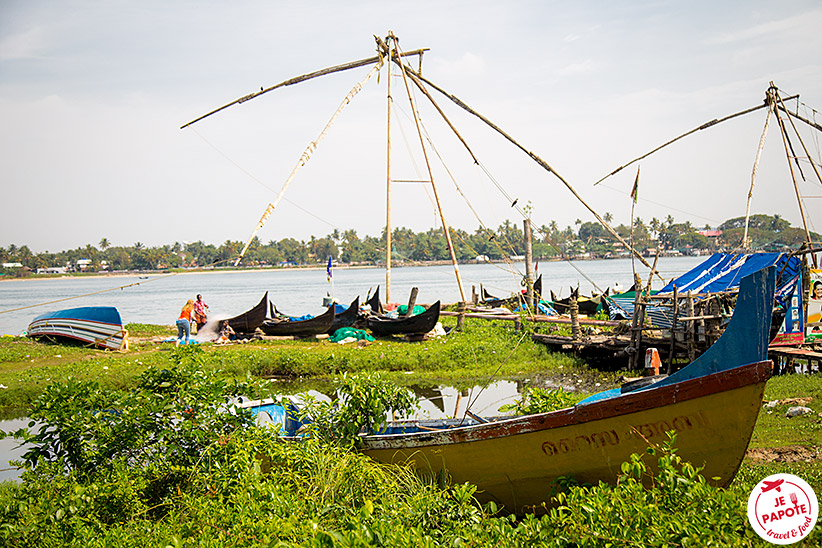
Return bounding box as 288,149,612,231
392,33,466,303
398,65,662,280
774,100,816,265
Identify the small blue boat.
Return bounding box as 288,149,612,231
27,306,128,351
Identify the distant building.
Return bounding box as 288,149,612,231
2,262,23,268
37,267,67,274
76,258,92,270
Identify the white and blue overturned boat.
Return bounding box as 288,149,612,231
27,306,129,351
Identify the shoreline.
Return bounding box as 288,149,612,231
0,254,691,283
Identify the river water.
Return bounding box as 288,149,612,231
0,256,705,335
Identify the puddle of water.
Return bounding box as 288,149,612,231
0,418,30,483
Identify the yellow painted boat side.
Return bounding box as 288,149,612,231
363,361,769,514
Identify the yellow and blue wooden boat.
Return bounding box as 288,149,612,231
361,266,776,513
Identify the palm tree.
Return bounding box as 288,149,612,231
604,212,613,224
99,238,110,251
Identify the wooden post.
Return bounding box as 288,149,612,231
524,218,534,313
629,274,644,369
405,287,418,317
457,301,466,331
686,290,696,362
471,285,478,305
570,295,581,340
667,285,678,374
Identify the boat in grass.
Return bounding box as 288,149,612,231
359,266,775,513
549,286,609,316
327,297,360,334
27,306,129,351
480,274,543,310
261,306,335,337
364,286,383,314
226,292,269,334
366,300,441,336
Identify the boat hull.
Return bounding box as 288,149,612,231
27,306,128,351
366,301,440,336
227,292,269,334
362,360,771,513
261,306,335,337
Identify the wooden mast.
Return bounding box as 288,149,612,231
385,36,394,303
392,34,467,303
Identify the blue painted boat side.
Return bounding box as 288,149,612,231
31,306,124,327
578,266,775,405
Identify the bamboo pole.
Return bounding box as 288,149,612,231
774,103,816,265
743,87,776,249
180,47,428,129
776,90,822,268
591,95,798,186
385,38,394,302
233,61,383,265
667,285,678,374
686,291,696,362
645,250,660,295
629,274,644,369
524,219,534,312
392,35,466,303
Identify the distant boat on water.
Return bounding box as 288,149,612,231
27,306,128,351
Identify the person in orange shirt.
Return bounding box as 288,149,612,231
176,299,195,346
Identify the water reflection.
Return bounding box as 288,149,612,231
0,381,533,483
0,418,29,482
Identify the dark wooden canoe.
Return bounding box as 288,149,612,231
227,292,269,334
481,274,541,308
261,306,335,337
366,301,440,336
550,287,606,316
327,297,360,334
365,286,383,314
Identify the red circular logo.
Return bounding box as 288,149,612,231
747,473,818,544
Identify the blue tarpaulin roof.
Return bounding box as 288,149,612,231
658,252,800,294
607,252,801,327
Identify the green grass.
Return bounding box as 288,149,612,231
749,373,822,449
0,319,609,419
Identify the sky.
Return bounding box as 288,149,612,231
1,0,821,253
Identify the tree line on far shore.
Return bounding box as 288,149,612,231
0,214,814,275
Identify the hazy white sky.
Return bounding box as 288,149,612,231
2,0,821,252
